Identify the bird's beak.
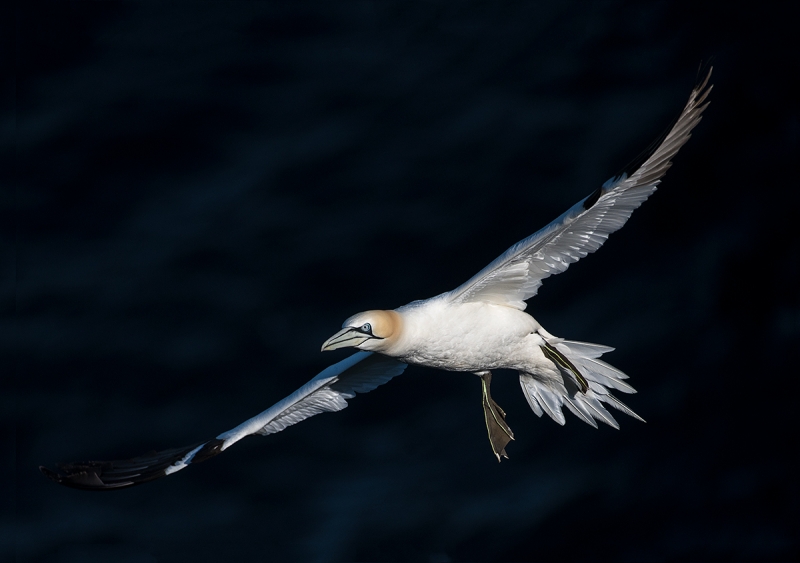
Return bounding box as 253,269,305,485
321,327,371,351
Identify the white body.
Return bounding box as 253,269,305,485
392,297,548,375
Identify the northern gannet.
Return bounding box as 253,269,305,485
41,70,712,490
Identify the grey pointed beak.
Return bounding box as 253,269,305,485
321,327,371,351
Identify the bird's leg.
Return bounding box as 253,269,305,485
540,342,589,393
476,370,514,462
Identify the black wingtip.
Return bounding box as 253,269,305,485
607,66,713,183
40,441,213,491
39,465,64,483
693,65,713,107
39,462,136,490
695,60,714,92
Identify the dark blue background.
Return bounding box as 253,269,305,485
9,2,798,561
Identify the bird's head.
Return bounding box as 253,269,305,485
321,310,401,353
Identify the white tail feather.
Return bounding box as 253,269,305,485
519,339,644,428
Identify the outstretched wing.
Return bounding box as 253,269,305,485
447,69,712,310
40,352,407,490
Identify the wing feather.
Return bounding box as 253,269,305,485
448,69,712,310
40,352,406,490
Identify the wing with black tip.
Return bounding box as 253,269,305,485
40,352,407,490
448,69,712,310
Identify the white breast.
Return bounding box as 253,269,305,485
390,297,543,372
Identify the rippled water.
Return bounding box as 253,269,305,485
9,2,798,561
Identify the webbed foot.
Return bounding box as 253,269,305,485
477,371,514,461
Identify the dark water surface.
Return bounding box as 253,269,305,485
9,2,799,561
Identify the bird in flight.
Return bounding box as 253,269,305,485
41,69,712,490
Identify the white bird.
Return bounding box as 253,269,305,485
41,69,711,489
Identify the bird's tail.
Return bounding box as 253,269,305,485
519,339,644,428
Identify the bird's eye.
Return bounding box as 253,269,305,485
360,323,372,334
